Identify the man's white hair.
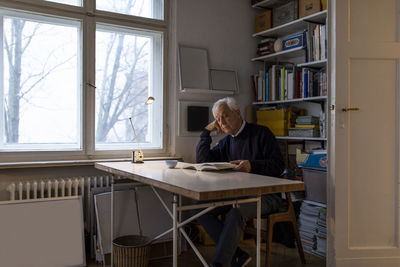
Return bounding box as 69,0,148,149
212,97,240,118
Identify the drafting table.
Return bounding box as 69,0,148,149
95,161,304,267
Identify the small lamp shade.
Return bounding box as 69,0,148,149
145,96,155,105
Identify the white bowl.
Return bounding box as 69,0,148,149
165,160,178,169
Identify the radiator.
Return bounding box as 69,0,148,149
6,176,115,201
6,175,121,260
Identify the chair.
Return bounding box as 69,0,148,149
243,192,306,267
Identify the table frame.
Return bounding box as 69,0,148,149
96,162,304,267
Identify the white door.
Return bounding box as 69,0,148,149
329,0,400,266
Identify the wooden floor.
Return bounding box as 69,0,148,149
88,239,325,267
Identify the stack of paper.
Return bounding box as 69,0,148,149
298,200,326,257
313,207,327,258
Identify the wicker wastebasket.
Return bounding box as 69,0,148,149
113,235,151,267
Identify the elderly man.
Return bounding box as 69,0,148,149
196,97,285,267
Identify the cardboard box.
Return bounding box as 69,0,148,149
273,0,298,27
302,167,326,203
299,0,321,18
296,148,327,169
255,10,272,33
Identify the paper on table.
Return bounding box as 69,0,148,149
176,162,236,171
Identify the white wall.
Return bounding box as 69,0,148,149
168,0,260,162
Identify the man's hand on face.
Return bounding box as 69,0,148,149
205,120,223,134
230,160,251,173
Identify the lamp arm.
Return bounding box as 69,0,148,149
128,117,143,153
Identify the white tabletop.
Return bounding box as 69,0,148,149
95,161,304,201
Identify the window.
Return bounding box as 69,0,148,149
96,0,164,20
95,25,163,150
0,0,166,159
1,11,81,151
45,0,82,7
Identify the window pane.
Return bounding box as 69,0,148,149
95,25,163,150
96,0,164,20
45,0,82,7
1,12,81,150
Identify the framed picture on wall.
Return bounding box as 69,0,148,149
178,101,215,137
178,46,210,91
210,68,239,93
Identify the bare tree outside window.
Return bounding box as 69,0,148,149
0,0,164,153
95,29,151,144
2,15,79,148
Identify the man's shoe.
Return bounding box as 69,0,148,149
231,250,252,267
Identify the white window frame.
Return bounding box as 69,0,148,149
0,0,169,162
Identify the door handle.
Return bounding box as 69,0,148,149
342,107,360,112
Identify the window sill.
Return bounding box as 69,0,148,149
0,156,182,169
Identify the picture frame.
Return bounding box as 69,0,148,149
178,46,210,91
178,101,216,137
210,68,239,93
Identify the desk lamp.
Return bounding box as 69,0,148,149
128,96,155,163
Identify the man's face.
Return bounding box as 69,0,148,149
214,103,242,135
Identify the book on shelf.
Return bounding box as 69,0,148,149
250,74,257,101
295,124,319,128
289,128,320,137
258,70,264,102
305,23,327,62
176,162,236,171
296,115,320,125
265,71,269,101
310,149,327,155
253,65,325,102
257,38,275,56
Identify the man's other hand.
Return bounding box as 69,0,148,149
230,160,251,173
205,120,223,133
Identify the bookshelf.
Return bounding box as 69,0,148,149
252,10,327,38
253,95,327,105
250,4,328,259
252,46,304,62
180,88,235,95
250,0,328,174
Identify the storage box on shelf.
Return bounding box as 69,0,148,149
272,0,298,27
256,108,303,136
255,9,272,33
299,0,322,18
302,167,327,203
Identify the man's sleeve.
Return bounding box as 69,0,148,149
196,130,227,163
250,128,285,177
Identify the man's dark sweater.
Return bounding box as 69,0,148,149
196,122,284,177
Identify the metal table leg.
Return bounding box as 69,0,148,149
172,194,178,267
256,196,261,267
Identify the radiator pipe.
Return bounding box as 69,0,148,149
40,181,45,198
18,182,23,200
54,180,59,198
33,181,37,199
73,178,79,196
7,183,15,201
26,182,30,200
67,179,72,196
47,180,52,198
60,179,65,197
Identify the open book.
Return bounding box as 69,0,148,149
176,162,236,171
